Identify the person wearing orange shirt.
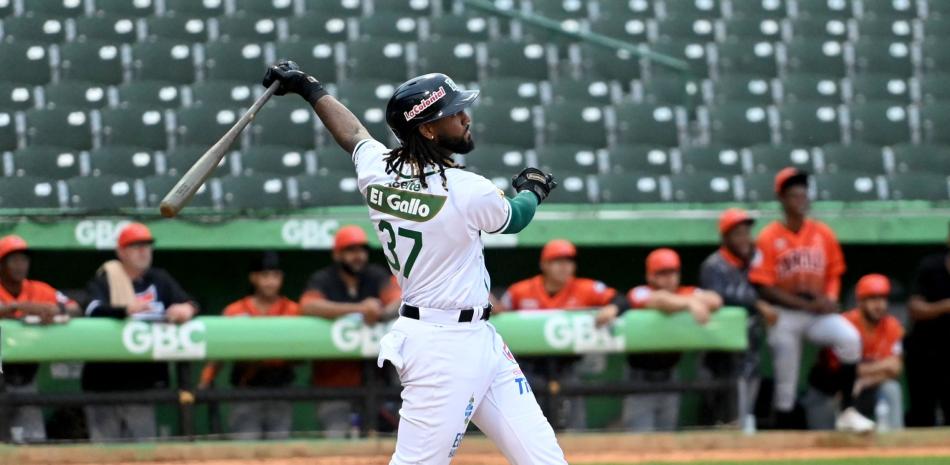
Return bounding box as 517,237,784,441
500,239,626,429
0,235,79,442
617,248,722,432
750,168,872,432
804,274,905,430
198,252,300,439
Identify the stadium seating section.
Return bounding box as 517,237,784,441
1,0,949,212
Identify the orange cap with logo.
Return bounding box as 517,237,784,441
334,225,368,252
541,239,576,261
719,208,754,235
117,223,154,249
856,273,891,299
0,235,29,261
774,167,809,194
646,248,680,275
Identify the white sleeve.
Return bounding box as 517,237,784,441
352,138,389,174
464,176,511,234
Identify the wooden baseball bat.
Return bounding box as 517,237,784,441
159,81,280,218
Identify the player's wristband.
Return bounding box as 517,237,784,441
301,80,329,106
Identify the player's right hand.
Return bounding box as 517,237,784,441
512,167,558,204
126,299,151,315
360,297,384,325
687,300,711,325
262,60,327,103
808,296,838,314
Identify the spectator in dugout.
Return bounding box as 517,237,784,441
804,274,905,430
198,252,300,439
498,239,626,430
619,248,722,432
0,235,80,442
698,208,775,428
299,225,401,437
81,223,199,442
905,221,950,427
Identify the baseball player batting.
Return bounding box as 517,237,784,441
262,62,565,465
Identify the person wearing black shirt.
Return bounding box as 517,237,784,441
81,223,198,441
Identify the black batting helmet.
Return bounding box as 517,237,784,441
385,73,479,143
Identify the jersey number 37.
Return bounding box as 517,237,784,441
378,220,423,278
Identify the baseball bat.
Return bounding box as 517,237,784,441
159,81,280,218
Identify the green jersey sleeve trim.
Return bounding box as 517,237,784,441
500,191,539,234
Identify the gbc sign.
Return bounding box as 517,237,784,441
543,313,625,353
281,219,340,249
75,220,131,249
122,321,207,360
330,315,391,356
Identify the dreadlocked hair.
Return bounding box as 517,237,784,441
384,131,461,190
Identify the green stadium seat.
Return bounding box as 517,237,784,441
66,176,139,210
116,81,181,108
189,80,256,107
700,103,774,146
25,108,92,150
606,145,674,175
220,175,291,210
779,74,842,104
670,174,737,202
143,175,216,208
887,173,950,200
535,145,601,175
345,40,409,81
87,146,159,178
655,17,718,42
74,15,139,43
417,41,479,82
614,103,685,147
239,146,313,176
249,101,318,149
429,14,493,41
813,173,882,201
789,0,854,19
131,40,196,83
0,0,13,17
919,39,950,74
637,76,702,111
477,78,541,106
357,14,423,41
174,106,243,147
579,42,641,81
926,0,950,19
889,143,950,174
679,146,745,175
849,102,910,146
783,39,847,77
1,16,67,43
486,40,552,80
471,103,536,148
543,102,608,147
203,42,268,83
848,75,910,104
314,146,353,174
598,174,665,203
233,0,295,16
707,74,773,105
144,16,209,43
0,84,35,110
716,39,778,77
528,0,590,20
647,38,710,78
215,15,279,42
372,0,435,15
740,173,777,202
519,17,586,56
921,18,950,40
42,81,109,109
461,144,527,175
0,43,51,85
335,80,395,106
273,40,339,83
100,107,168,149
546,175,591,204
854,18,914,40
786,18,850,40
94,0,155,17
10,147,82,179
819,143,886,174
341,98,392,142
0,177,60,209
58,42,123,85
0,110,14,150
916,73,950,103
723,0,788,18
918,104,950,144
720,17,783,41
302,0,366,17
294,173,364,207
596,0,654,18
23,0,87,17
164,145,229,178
660,0,722,18
548,79,617,105
779,103,843,146
858,0,916,18
162,0,223,17
852,40,913,77
589,17,649,43
746,143,816,174
287,13,350,42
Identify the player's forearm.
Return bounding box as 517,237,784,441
696,290,723,310
756,285,811,310
501,192,538,234
908,296,950,321
646,292,692,313
824,275,842,300
300,300,365,319
858,357,902,379
311,94,373,155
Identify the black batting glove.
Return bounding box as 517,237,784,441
262,60,327,105
512,167,557,204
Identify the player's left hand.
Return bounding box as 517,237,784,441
809,296,838,314
512,168,557,203
262,61,327,104
595,305,619,328
166,303,196,324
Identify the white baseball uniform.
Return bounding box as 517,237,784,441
353,138,568,465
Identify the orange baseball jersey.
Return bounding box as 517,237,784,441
222,296,300,317
627,285,698,308
503,276,617,310
749,219,845,299
0,279,74,318
843,308,904,361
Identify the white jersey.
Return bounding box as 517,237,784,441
353,138,511,310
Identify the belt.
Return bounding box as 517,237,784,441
400,304,492,324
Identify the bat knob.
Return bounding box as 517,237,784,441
159,202,179,218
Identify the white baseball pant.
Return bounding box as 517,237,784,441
378,314,568,465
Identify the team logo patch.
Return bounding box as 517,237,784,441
366,184,447,222
404,86,446,121
502,343,517,365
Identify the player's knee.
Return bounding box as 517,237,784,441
832,323,861,363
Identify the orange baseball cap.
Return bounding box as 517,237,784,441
541,239,576,261
646,248,680,275
774,167,809,194
719,208,754,235
334,225,368,252
117,223,154,248
0,235,29,261
856,274,891,299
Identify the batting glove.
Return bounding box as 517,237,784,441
262,60,327,105
512,167,558,204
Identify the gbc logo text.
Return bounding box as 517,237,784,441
75,220,132,249
543,313,624,353
122,321,207,360
281,219,340,249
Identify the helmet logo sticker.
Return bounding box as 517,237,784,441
403,86,446,121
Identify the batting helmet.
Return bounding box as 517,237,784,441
856,273,891,299
385,73,479,143
334,225,368,252
646,248,681,275
541,239,576,261
0,235,29,262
